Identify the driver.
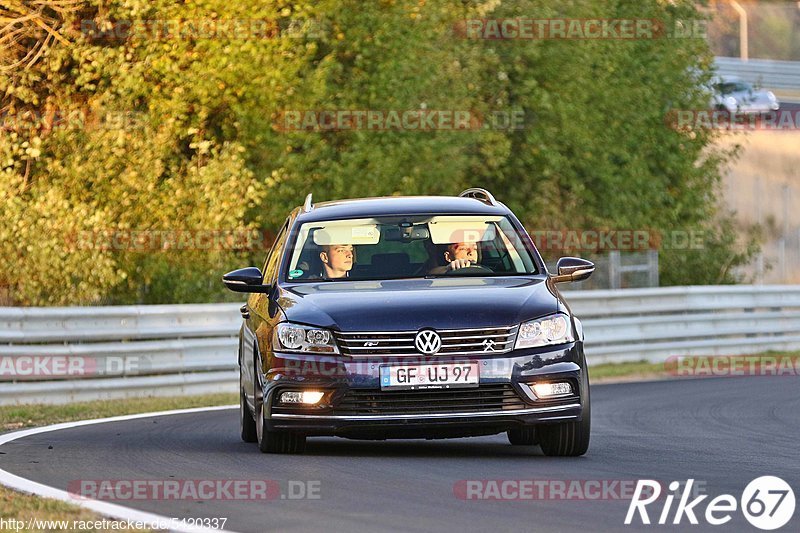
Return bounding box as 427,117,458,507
428,241,479,274
319,244,354,279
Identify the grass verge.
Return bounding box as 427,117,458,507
589,350,800,383
0,490,131,532
1,393,237,431
589,360,667,382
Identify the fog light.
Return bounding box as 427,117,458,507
279,391,325,404
532,382,572,398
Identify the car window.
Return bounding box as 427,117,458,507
356,238,429,265
715,81,752,94
262,220,289,284
285,215,538,282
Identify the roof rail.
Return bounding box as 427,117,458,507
458,188,497,206
303,193,313,213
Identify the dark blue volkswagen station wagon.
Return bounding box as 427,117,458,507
224,189,594,455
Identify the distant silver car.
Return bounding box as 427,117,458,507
711,76,780,114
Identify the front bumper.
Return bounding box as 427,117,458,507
261,342,588,439
737,102,780,114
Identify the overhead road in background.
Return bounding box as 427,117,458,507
715,56,800,101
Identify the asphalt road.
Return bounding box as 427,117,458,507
2,376,798,532
780,101,800,113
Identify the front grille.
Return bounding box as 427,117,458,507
333,384,528,415
333,325,519,357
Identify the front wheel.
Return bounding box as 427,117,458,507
255,396,306,454
258,426,307,454
538,350,591,456
253,364,306,454
537,403,590,456
240,389,257,443
507,426,537,445
539,415,590,457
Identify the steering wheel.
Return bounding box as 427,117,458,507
444,264,493,275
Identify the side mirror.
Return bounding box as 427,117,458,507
551,257,595,283
222,267,271,293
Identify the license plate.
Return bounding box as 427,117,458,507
379,362,480,391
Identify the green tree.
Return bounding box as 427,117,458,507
1,0,267,304
0,0,758,305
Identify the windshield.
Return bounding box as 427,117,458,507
285,215,538,281
715,81,752,94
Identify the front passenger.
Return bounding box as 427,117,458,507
318,244,354,279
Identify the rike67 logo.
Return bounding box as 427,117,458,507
626,477,795,530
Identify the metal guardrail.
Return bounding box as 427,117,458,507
714,56,800,92
567,285,800,363
2,286,800,405
0,304,242,405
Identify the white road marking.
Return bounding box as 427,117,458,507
0,405,238,533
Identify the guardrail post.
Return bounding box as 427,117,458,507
647,250,659,287
609,251,621,289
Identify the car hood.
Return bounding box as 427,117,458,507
730,90,772,103
278,277,558,331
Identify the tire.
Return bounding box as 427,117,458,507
240,389,258,443
538,356,591,457
537,410,590,457
253,359,306,454
507,426,537,445
258,427,307,454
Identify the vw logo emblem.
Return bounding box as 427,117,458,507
415,329,442,355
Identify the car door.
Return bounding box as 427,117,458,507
241,219,290,408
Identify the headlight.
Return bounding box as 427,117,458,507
514,314,574,350
724,96,738,109
274,323,339,354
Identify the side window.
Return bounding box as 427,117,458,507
479,223,521,273
480,237,511,273
496,222,527,272
262,221,289,284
